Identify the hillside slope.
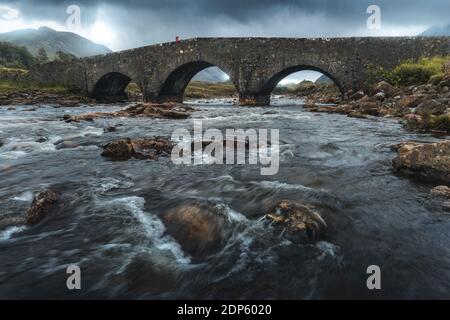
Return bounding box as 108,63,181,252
0,26,112,58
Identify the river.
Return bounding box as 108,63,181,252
0,98,449,299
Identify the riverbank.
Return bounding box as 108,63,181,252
305,67,450,134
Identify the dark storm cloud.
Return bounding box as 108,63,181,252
2,0,450,50
6,0,450,22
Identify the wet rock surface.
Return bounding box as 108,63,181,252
162,202,232,258
64,102,194,122
101,137,173,161
393,141,450,183
265,200,326,243
26,190,59,225
0,216,25,231
431,185,450,198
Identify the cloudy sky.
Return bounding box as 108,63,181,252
0,0,449,82
1,0,449,51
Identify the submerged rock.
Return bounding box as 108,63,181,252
101,137,173,160
104,126,117,133
0,216,25,231
26,190,59,225
265,200,326,242
162,203,231,258
393,141,450,183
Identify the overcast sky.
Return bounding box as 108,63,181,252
1,0,449,51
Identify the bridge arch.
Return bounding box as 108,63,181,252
259,65,344,105
91,71,135,101
157,60,237,103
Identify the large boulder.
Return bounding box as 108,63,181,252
26,190,59,225
396,94,425,110
265,200,326,243
415,99,447,115
393,141,450,183
354,101,380,116
371,81,397,98
162,203,232,258
101,137,173,160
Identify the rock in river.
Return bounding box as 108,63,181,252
101,137,173,160
265,200,326,243
26,190,59,225
64,102,194,122
431,185,450,198
393,141,450,183
162,203,232,258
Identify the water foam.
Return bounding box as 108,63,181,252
0,225,27,241
109,196,191,265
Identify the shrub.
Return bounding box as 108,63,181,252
365,56,450,89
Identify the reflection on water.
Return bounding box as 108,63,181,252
0,99,449,299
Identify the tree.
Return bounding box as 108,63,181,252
36,47,48,64
55,50,76,62
0,42,35,69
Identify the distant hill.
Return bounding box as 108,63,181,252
420,24,450,36
0,26,112,59
315,74,333,84
193,66,229,83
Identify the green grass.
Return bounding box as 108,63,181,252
367,56,450,88
0,79,76,95
0,67,78,95
0,67,28,75
185,81,237,98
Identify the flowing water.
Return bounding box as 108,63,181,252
0,98,449,299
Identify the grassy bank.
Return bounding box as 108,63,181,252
367,55,450,88
185,81,237,99
0,68,76,95
0,79,75,95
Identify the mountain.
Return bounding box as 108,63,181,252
420,24,450,36
193,66,229,83
315,74,333,84
0,26,112,59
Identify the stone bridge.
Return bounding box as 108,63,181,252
28,37,450,105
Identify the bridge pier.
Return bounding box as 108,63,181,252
238,92,270,106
